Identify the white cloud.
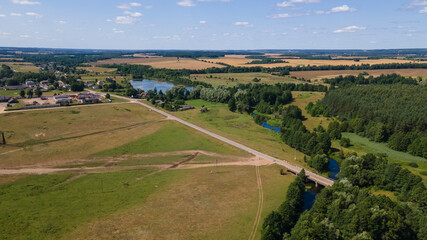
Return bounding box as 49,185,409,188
118,2,142,9
130,2,142,7
19,34,30,38
56,20,66,24
117,4,130,9
124,11,142,17
152,35,181,40
26,12,43,18
420,7,427,13
12,0,40,5
10,13,22,16
1,32,12,36
233,21,253,27
199,20,207,24
334,25,366,33
114,16,138,24
317,5,356,14
277,0,320,7
406,0,427,8
113,28,124,34
0,14,6,17
269,13,292,18
178,0,195,7
331,5,356,13
198,0,231,2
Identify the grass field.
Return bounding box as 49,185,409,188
334,132,427,183
77,66,117,73
190,72,304,87
168,99,311,168
3,62,40,72
0,103,165,167
200,57,413,68
91,57,224,70
289,91,331,131
0,89,21,97
62,165,294,240
94,121,248,157
290,69,427,79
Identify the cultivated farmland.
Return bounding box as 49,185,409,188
290,69,427,79
91,57,225,70
200,56,413,68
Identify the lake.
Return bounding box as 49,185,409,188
130,79,193,93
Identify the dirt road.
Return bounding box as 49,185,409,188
91,91,335,187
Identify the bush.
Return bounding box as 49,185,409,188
340,137,351,147
408,162,419,168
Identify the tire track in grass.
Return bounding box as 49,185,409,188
248,164,263,240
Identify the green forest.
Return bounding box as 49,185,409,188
310,83,426,158
262,154,427,240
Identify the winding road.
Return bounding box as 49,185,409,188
97,91,335,187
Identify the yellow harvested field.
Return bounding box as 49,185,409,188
91,57,225,70
200,57,413,68
291,69,427,79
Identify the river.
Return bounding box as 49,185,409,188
255,115,341,210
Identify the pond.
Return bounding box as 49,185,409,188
130,79,193,93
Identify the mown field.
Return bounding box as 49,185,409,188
200,57,413,68
2,62,40,72
168,95,330,168
91,57,225,70
0,164,294,240
333,132,427,184
190,72,304,87
0,103,165,167
0,99,297,239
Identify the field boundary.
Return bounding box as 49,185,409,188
248,164,264,240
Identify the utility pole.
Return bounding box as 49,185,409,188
294,148,296,162
1,131,5,145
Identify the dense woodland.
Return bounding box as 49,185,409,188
262,170,306,239
283,154,427,240
308,82,427,158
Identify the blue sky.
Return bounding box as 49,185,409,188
0,0,426,50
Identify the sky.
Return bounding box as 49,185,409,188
0,0,426,50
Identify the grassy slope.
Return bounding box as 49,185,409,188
0,103,165,167
0,168,163,239
170,99,310,168
94,120,248,157
64,165,294,240
190,72,303,87
335,132,427,184
0,165,294,240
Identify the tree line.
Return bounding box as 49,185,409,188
285,153,427,240
261,170,306,239
309,84,426,158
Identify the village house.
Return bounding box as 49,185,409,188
8,98,19,104
0,95,11,102
57,81,70,88
2,85,26,90
26,81,36,88
179,105,195,111
39,80,50,90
